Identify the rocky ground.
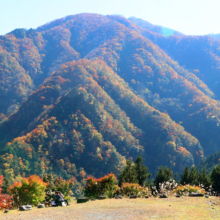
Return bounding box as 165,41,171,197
1,197,220,220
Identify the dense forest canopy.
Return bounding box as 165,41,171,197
0,13,220,182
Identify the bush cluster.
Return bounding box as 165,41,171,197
43,174,74,202
84,173,117,198
115,183,151,198
175,185,206,196
0,173,74,211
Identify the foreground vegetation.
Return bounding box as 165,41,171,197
0,155,220,212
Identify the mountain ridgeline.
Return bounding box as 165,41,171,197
0,13,220,182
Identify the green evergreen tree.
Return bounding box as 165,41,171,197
134,155,151,186
210,164,220,192
198,168,211,189
180,166,190,185
154,166,173,189
188,167,199,185
180,166,200,185
118,160,138,186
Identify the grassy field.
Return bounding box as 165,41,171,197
0,196,220,220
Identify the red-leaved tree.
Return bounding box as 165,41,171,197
0,176,13,210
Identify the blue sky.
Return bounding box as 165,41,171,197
1,0,220,36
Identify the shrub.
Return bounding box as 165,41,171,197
9,175,47,206
72,180,85,199
43,174,75,201
116,183,150,198
54,177,74,201
0,176,13,210
84,173,117,198
174,185,206,196
151,179,178,197
121,183,139,197
0,194,13,210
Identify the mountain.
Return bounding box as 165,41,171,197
197,149,220,173
208,33,220,40
133,27,220,100
0,13,220,181
128,17,184,36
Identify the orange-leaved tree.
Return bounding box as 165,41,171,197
9,175,47,206
84,173,117,198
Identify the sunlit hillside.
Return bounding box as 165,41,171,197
0,13,220,181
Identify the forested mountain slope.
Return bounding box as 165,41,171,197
208,33,220,40
128,17,184,36
0,60,203,181
197,149,220,173
131,25,220,100
0,13,220,181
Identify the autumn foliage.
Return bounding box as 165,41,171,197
0,176,13,210
8,175,47,206
0,13,220,183
84,173,117,198
174,185,206,196
118,183,150,197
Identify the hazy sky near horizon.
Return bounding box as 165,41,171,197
1,0,220,36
